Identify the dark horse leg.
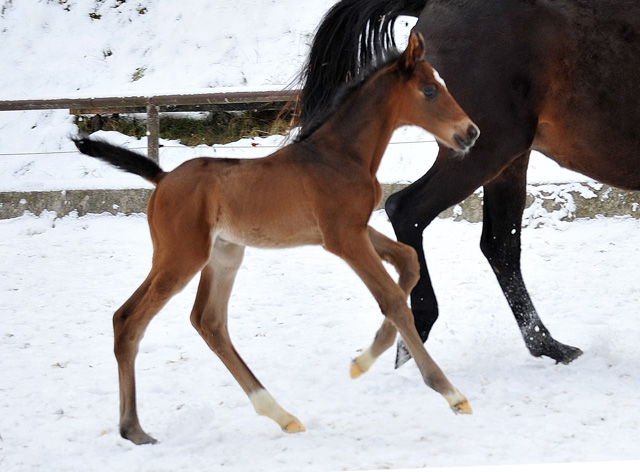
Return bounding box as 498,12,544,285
387,148,582,367
480,152,582,364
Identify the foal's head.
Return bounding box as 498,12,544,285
393,33,479,153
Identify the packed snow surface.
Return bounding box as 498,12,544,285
2,212,640,471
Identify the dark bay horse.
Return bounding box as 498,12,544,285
74,34,478,445
297,0,640,366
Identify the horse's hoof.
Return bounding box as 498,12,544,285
451,399,473,415
529,339,584,365
283,419,306,433
555,345,584,365
350,360,364,379
394,340,412,368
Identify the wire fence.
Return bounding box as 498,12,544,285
0,137,437,157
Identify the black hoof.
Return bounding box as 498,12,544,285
528,339,583,365
394,339,413,368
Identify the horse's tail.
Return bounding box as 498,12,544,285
73,137,166,186
296,0,428,133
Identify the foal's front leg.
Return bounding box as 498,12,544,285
350,227,420,378
324,227,471,414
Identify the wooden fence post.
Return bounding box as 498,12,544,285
146,104,160,163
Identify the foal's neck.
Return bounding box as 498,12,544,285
311,71,400,176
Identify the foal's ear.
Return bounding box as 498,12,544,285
399,32,426,75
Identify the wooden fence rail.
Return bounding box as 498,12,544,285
0,90,299,161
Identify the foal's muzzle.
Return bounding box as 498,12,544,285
454,124,480,152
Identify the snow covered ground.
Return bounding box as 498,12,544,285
2,211,640,471
1,1,640,472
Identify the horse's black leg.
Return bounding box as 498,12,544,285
480,153,583,364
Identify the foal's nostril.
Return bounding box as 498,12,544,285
467,125,479,141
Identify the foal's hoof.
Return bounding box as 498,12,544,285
351,348,375,378
121,427,158,445
451,399,473,415
444,390,473,415
283,419,306,433
350,360,364,379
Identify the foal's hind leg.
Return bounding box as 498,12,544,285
324,227,470,414
115,265,202,445
350,227,420,378
190,239,305,433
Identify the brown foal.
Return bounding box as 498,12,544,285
74,33,479,445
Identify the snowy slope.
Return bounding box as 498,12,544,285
0,0,585,192
0,0,335,186
1,0,332,96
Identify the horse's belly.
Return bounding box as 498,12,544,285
534,119,640,191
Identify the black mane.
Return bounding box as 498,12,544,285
294,50,401,143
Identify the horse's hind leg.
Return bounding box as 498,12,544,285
324,228,470,414
190,239,305,433
481,153,582,364
115,265,201,445
350,227,420,378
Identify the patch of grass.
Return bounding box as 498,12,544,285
74,109,293,146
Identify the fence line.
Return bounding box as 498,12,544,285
0,90,299,113
0,138,438,158
0,90,299,162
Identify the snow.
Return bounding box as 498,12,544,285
1,1,639,471
2,212,640,471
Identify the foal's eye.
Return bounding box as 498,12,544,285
423,84,438,99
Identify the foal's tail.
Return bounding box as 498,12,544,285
296,0,428,133
73,137,166,186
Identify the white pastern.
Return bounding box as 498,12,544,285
249,389,305,431
250,389,287,420
355,347,376,373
